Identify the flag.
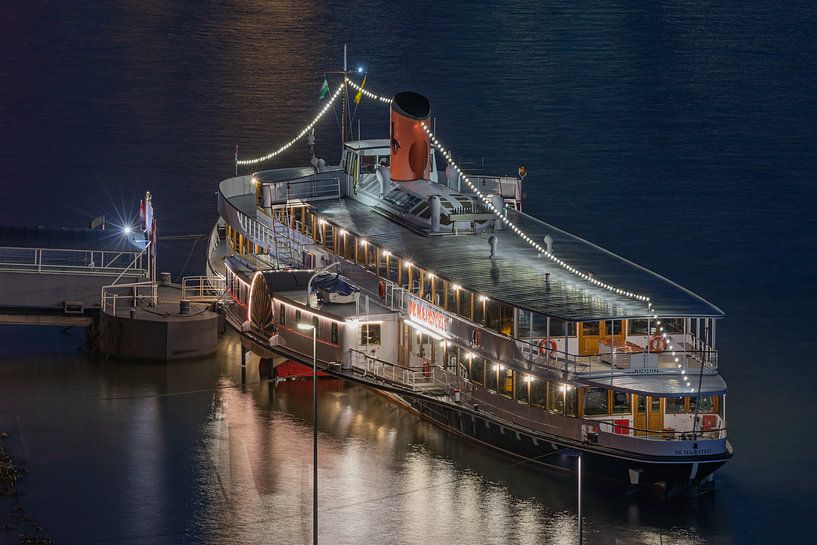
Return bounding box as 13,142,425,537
318,76,330,100
354,75,366,104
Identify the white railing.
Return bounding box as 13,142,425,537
181,276,226,302
100,281,157,316
349,349,435,391
0,246,148,278
262,176,341,204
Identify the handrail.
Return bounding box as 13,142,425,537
181,275,226,302
100,281,157,316
429,366,726,442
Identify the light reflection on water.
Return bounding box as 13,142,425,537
0,326,715,544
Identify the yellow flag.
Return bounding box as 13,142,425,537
354,76,366,104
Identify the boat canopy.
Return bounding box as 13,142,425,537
312,272,360,296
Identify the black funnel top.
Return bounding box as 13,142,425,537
392,92,430,120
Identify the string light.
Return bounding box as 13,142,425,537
236,86,344,166
345,77,393,104
419,121,651,305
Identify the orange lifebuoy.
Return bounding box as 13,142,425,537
538,338,557,355
649,335,667,353
472,329,481,346
422,359,431,377
378,280,386,299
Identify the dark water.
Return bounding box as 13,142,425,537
1,1,815,543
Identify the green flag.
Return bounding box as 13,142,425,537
318,76,330,100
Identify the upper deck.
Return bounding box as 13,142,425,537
311,198,723,321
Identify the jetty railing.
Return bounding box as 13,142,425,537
100,281,157,316
0,246,148,278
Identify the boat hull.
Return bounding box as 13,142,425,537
405,395,728,490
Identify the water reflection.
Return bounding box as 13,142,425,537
0,326,728,544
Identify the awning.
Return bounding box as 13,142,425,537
578,373,727,398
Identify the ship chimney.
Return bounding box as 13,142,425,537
390,92,431,182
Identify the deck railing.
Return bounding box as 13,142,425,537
261,176,341,204
349,349,436,391
181,276,226,302
515,337,718,374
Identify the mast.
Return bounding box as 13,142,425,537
342,44,351,143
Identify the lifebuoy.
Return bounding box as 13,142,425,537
378,280,386,299
472,329,481,346
422,359,431,377
649,335,667,353
538,338,557,355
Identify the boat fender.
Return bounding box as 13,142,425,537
538,338,557,355
649,335,667,353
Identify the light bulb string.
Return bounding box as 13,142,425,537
420,122,651,306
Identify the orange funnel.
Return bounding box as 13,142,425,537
390,92,431,182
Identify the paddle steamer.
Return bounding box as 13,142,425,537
207,77,731,493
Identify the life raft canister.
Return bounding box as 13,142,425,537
538,338,557,355
378,280,386,299
649,335,668,353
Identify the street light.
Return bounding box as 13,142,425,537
297,321,318,545
562,448,584,545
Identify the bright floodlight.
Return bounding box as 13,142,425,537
297,322,314,331
123,226,132,235
357,66,363,73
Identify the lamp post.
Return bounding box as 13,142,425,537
306,261,341,308
297,322,318,545
562,448,584,545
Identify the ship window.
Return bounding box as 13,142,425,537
581,322,600,336
515,373,530,404
279,304,286,325
360,323,381,346
666,397,686,414
360,155,377,174
690,396,716,414
628,320,650,335
331,323,339,344
611,390,631,414
606,320,624,335
500,368,514,398
547,382,576,416
583,388,608,416
531,379,547,408
548,318,576,338
487,302,514,336
470,357,485,386
295,310,302,325
387,254,399,283
485,363,498,391
312,315,319,335
661,319,684,334
457,290,472,320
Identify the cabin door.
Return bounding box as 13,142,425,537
578,321,601,355
634,395,664,436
